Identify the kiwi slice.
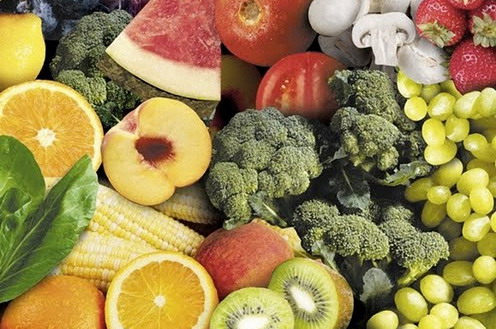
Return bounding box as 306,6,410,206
268,258,354,329
210,287,294,329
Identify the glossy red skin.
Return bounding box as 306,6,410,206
195,222,293,299
469,0,496,32
256,52,345,122
215,0,316,66
448,0,485,9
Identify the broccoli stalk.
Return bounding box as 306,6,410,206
50,10,140,129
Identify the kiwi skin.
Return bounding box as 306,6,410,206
268,258,354,329
209,287,295,329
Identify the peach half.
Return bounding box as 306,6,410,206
102,97,212,205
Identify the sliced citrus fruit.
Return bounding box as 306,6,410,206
105,251,218,329
0,80,103,178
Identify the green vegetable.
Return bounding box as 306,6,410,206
205,108,327,229
50,10,140,129
0,136,98,302
328,69,431,188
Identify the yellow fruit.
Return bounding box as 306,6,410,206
0,80,104,178
0,13,45,91
106,251,218,329
0,275,105,329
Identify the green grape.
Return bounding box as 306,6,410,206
447,193,472,223
405,96,428,121
438,217,462,241
450,237,479,260
472,309,496,329
432,158,463,187
477,233,496,258
424,140,458,166
421,83,442,103
454,316,487,329
398,70,423,98
445,115,470,142
418,314,443,329
464,134,496,162
456,169,490,196
491,213,496,232
405,177,436,202
482,129,496,144
469,187,494,215
427,186,452,205
430,303,459,329
443,260,476,286
454,91,481,119
457,286,496,315
486,177,496,197
428,92,456,121
463,213,491,242
395,287,429,322
475,87,496,118
423,118,446,146
472,117,496,131
420,274,454,303
492,136,496,151
441,80,463,99
467,159,496,178
473,256,496,284
366,310,399,329
421,201,447,228
398,324,418,329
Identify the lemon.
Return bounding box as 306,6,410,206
0,13,46,91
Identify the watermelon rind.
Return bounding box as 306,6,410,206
106,33,221,101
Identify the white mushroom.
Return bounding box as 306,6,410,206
368,0,411,13
308,0,371,37
318,28,372,67
352,13,416,66
397,37,449,84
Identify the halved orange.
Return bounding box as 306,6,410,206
0,80,104,178
105,251,218,329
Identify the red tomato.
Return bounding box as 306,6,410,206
256,52,345,121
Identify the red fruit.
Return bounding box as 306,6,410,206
256,52,345,122
415,0,468,47
447,0,485,9
449,39,496,93
215,0,316,66
469,0,496,47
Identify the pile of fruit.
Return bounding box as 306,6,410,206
0,0,495,328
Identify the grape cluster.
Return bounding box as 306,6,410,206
367,72,496,328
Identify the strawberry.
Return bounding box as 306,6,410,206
447,0,485,9
469,0,496,47
415,0,468,47
449,39,496,94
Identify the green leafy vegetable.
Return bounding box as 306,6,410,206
0,136,98,302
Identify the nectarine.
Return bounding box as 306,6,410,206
195,221,293,299
215,0,316,66
102,97,212,205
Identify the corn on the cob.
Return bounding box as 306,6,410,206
89,185,205,256
153,183,222,225
252,218,306,254
53,232,156,290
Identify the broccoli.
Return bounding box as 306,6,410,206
330,70,415,133
50,10,140,129
205,108,326,229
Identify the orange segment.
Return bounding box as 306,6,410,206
0,80,104,178
106,252,218,329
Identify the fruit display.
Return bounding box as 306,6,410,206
1,0,496,328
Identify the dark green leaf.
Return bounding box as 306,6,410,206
377,161,432,186
329,165,371,211
0,156,98,302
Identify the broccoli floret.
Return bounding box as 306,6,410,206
206,108,325,228
331,107,401,171
292,200,389,262
379,218,449,286
50,10,140,129
330,70,415,133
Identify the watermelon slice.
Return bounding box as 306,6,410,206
106,0,221,101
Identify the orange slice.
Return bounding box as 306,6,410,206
105,251,218,329
0,80,104,178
